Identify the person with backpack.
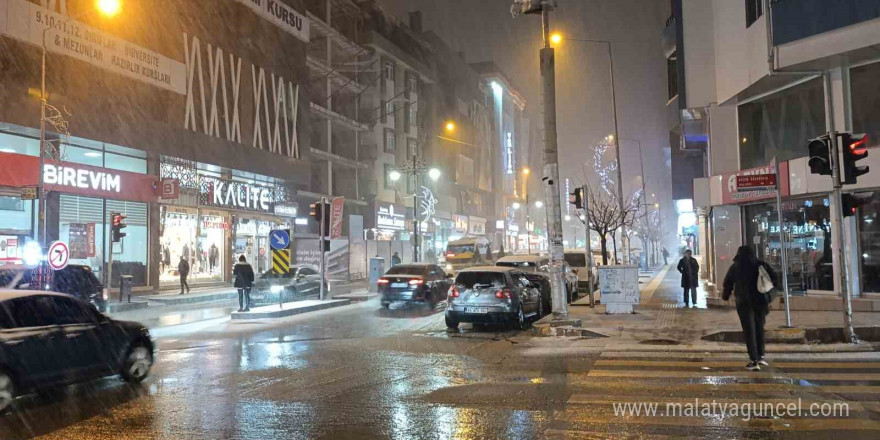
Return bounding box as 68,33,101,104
233,255,255,312
722,245,778,371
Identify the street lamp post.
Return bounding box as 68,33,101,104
37,0,122,249
389,156,440,263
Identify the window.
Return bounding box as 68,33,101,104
380,100,387,124
408,103,417,133
384,129,396,153
407,139,417,157
406,72,418,99
384,164,395,189
0,196,23,211
51,297,99,325
403,102,411,133
738,77,825,169
667,51,678,102
851,62,880,156
854,192,880,293
383,61,395,82
385,101,395,128
9,296,57,327
746,0,764,28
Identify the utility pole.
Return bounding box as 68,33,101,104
412,155,420,263
608,46,627,264
828,133,857,343
513,0,567,319
319,197,327,301
583,185,595,302
526,193,531,254
773,157,792,327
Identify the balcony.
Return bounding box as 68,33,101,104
309,102,369,132
306,55,367,94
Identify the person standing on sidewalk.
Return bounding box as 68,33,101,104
722,245,778,371
677,250,699,307
661,248,669,265
178,256,190,295
391,252,401,267
233,255,255,312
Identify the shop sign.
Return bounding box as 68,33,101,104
87,223,96,257
468,216,486,235
233,0,310,43
330,197,344,239
274,203,298,217
201,176,273,212
0,0,186,94
722,161,789,205
160,178,180,199
377,202,405,231
20,186,36,200
202,218,229,230
736,174,776,191
452,215,468,233
495,220,505,230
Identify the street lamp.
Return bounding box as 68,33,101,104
564,214,571,221
388,155,440,262
37,0,122,249
512,202,521,210
534,200,544,208
444,121,456,133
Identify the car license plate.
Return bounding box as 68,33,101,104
391,283,407,288
466,307,488,314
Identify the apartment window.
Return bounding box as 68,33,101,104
384,163,394,189
738,77,825,169
407,73,418,98
667,51,678,102
385,101,395,128
407,138,417,157
746,0,763,27
383,61,395,82
403,102,411,134
408,103,417,134
384,128,396,153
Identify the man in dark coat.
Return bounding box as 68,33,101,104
178,256,190,294
233,255,255,312
391,252,401,266
722,245,778,371
677,249,699,307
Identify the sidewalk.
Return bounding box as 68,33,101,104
543,265,880,345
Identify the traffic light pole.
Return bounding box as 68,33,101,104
107,211,115,301
828,132,858,343
319,197,327,301
583,185,595,306
773,158,792,327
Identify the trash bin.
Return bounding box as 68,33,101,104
119,275,133,303
369,257,385,293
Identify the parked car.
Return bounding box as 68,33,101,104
564,250,598,297
495,255,579,304
252,266,327,304
0,264,107,312
0,290,154,414
378,263,452,308
445,266,543,330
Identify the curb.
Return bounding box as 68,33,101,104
230,299,352,320
105,300,149,314
145,291,238,307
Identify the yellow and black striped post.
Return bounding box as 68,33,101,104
272,248,291,275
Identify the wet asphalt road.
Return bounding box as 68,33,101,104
3,297,880,439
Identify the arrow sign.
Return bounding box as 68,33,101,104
269,229,290,250
47,241,70,270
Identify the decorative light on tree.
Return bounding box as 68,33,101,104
590,138,618,196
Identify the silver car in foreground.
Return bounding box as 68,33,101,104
445,266,543,330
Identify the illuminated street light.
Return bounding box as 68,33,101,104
522,167,530,175
96,0,122,16
534,200,544,208
512,202,521,210
606,134,615,142
654,203,660,209
445,121,455,133
389,170,402,182
550,33,562,45
428,168,441,181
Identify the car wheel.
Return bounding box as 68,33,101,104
121,342,153,384
0,371,14,414
513,305,527,330
445,314,459,330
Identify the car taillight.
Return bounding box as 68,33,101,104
408,278,424,285
450,286,460,297
377,278,389,284
495,289,512,299
446,252,455,257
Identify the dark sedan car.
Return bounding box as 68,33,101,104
378,263,452,308
0,290,154,414
0,264,107,312
445,266,543,330
251,266,327,305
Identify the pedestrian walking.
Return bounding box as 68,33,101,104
233,255,255,312
661,247,669,265
677,249,699,307
722,245,778,371
391,251,401,266
177,256,190,294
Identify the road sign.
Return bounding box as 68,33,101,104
20,186,37,200
736,174,777,191
269,229,290,250
47,240,69,270
271,249,291,275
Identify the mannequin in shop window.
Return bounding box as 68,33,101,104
209,243,219,272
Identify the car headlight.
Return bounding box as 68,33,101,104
446,264,453,271
269,285,284,293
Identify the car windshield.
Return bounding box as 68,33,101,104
386,266,426,275
496,261,537,268
447,244,475,254
564,253,587,267
455,272,506,290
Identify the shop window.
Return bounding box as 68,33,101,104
850,61,880,156
738,77,825,169
743,196,833,293
65,145,104,167
105,152,147,174
0,196,23,211
159,208,198,286
856,192,880,293
0,132,39,156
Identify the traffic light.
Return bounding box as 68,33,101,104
841,192,873,218
309,201,331,231
840,132,870,185
808,136,832,176
568,188,583,209
111,212,127,242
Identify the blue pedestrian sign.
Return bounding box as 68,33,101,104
269,229,290,250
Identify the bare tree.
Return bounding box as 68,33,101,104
579,185,641,265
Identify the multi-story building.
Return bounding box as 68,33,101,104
669,0,880,303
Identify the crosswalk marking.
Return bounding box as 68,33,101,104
599,351,880,360
554,412,880,431
595,359,880,369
